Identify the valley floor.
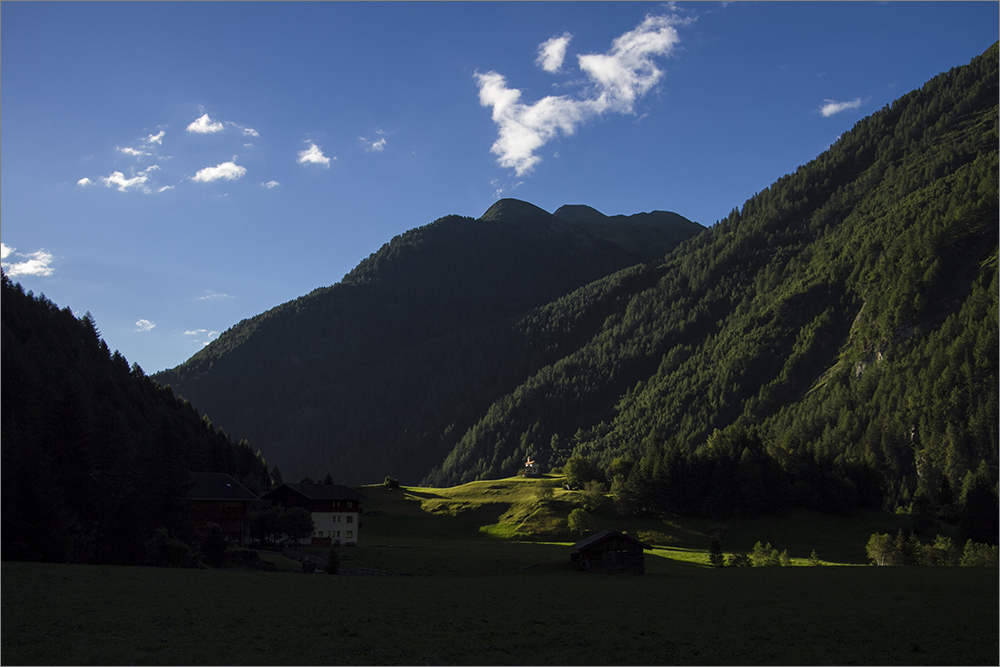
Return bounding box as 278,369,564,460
2,560,996,665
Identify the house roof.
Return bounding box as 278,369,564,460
572,529,651,552
263,483,368,502
187,472,259,501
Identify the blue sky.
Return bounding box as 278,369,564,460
3,1,997,374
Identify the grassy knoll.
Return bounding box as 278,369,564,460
3,561,996,665
342,476,938,570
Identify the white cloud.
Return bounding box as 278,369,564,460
77,177,94,187
536,32,572,73
135,319,156,332
820,98,863,117
477,13,689,176
117,146,152,158
241,126,260,138
298,141,333,167
261,180,280,189
192,161,247,183
184,329,207,335
2,247,55,277
0,243,49,278
186,113,225,134
101,165,160,193
146,130,166,145
157,185,175,193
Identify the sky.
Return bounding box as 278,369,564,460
2,1,997,375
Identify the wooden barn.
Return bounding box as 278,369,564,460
570,530,651,574
186,472,259,547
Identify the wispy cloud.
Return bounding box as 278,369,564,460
101,165,160,193
135,319,156,332
77,177,94,187
536,32,572,73
117,146,152,158
146,130,166,145
298,141,333,167
261,180,280,189
192,160,247,183
198,290,235,300
819,97,863,117
1,244,55,277
477,13,689,176
184,328,219,346
361,136,387,152
186,113,225,134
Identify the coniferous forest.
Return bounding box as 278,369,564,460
1,275,270,564
3,43,998,563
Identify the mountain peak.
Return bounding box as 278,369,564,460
479,198,552,223
553,204,608,225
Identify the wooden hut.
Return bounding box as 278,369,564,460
570,530,651,574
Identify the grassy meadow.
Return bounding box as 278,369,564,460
3,476,997,665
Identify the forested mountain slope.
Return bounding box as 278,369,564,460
153,201,701,483
1,274,270,564
426,43,998,539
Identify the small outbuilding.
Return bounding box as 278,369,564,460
570,530,651,574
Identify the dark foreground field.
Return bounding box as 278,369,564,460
3,558,997,665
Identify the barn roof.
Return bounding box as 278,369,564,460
572,529,651,552
187,472,259,501
263,483,368,502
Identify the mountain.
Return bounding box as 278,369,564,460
160,42,996,538
153,202,702,483
424,43,998,539
1,274,271,564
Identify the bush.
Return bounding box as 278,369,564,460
567,508,595,535
384,476,400,490
144,528,199,568
727,553,751,567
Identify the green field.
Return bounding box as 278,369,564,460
3,477,996,665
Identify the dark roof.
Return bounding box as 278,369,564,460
187,472,259,501
572,530,651,552
263,483,368,502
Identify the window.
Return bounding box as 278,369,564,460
347,515,353,524
346,531,353,539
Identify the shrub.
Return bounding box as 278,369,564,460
567,508,595,535
144,528,199,568
727,553,751,567
383,476,400,490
